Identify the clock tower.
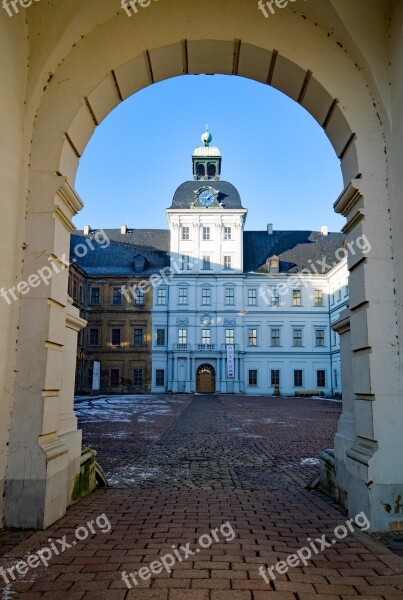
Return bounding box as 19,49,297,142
166,130,247,274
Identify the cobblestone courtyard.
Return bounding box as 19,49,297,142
1,395,403,599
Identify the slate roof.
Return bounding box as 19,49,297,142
170,181,243,209
243,231,346,274
70,230,170,277
71,229,345,277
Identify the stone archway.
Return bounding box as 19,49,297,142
2,0,403,532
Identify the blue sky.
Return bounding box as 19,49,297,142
75,75,345,233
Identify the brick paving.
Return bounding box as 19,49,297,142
1,394,403,599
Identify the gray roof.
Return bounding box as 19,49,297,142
243,231,346,274
170,181,243,209
70,230,170,277
71,229,345,277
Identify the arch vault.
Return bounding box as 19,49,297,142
1,0,403,532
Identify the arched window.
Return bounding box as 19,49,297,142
196,162,205,178
207,162,216,178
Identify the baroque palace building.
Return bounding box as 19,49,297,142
70,130,348,396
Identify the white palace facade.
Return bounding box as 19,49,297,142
151,131,349,396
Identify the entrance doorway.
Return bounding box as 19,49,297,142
196,364,216,394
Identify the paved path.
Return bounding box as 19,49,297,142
1,395,403,599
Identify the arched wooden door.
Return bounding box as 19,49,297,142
196,364,216,394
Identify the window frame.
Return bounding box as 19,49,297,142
225,287,235,305
133,328,144,347
156,369,165,387
317,369,326,388
157,288,167,305
111,328,121,347
292,289,302,307
223,226,232,240
248,328,258,347
248,369,258,386
294,369,303,387
133,368,144,386
90,287,100,306
178,329,187,344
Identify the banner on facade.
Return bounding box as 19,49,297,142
227,344,235,378
92,361,101,393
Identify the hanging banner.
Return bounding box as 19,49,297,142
227,344,235,378
92,361,101,393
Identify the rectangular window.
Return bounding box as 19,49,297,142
111,328,121,347
178,329,187,344
338,289,342,301
293,329,303,347
133,369,144,386
202,256,211,270
345,285,349,297
333,331,338,345
292,289,302,306
248,289,257,306
317,370,326,388
248,370,258,386
110,369,120,387
203,226,210,240
112,287,122,305
73,280,78,299
248,329,258,346
271,369,280,386
224,226,232,240
202,329,211,344
181,226,190,240
271,289,280,307
156,329,165,346
89,328,99,346
334,369,338,388
225,287,235,305
270,328,280,347
223,255,232,270
180,255,191,270
90,287,100,305
88,368,93,387
157,288,167,305
315,329,325,347
225,329,234,344
294,370,303,387
135,288,145,305
179,287,188,305
156,369,165,387
202,288,211,305
79,285,83,303
314,289,324,307
134,328,144,347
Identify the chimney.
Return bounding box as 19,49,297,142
121,224,128,235
321,225,328,236
83,225,90,235
267,223,273,235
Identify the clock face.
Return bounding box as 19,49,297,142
198,189,215,207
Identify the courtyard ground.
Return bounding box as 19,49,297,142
1,394,403,599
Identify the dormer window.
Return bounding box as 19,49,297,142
267,255,279,273
134,255,146,273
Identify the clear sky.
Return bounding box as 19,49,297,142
75,74,345,233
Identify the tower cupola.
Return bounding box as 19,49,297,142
192,126,222,181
